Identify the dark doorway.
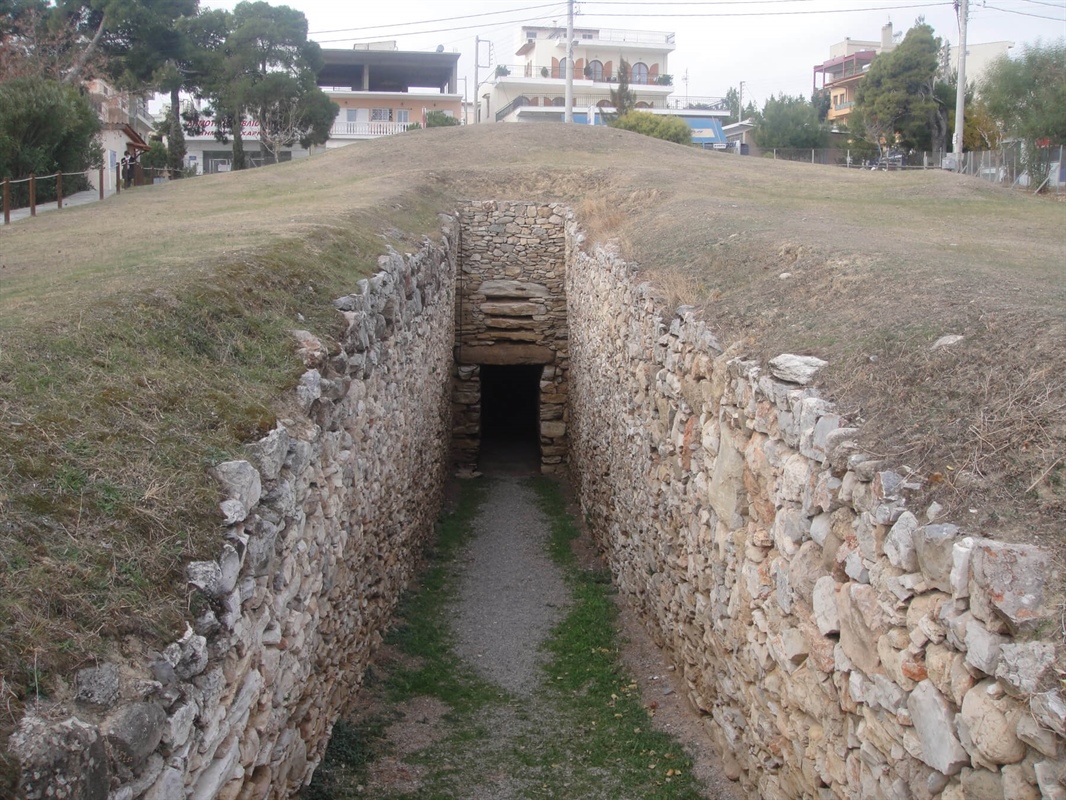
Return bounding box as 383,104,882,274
479,364,541,473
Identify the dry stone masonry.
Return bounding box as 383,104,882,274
10,225,458,800
9,202,1065,800
565,237,1065,800
451,201,570,472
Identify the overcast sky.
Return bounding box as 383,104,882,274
203,0,1065,106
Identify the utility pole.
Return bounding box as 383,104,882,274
739,81,745,121
564,0,574,122
474,36,481,124
953,0,968,171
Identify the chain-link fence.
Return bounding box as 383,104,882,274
754,144,1066,194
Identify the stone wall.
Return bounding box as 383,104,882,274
11,224,459,800
452,201,570,473
566,239,1065,800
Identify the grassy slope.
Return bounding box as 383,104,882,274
1,124,1063,782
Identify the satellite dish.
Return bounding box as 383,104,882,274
436,45,444,53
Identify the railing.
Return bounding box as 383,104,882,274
328,119,411,138
2,168,105,224
578,28,675,46
744,144,1066,193
496,94,728,121
832,101,855,111
496,65,673,86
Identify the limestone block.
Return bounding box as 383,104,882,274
75,664,120,708
106,703,167,771
884,512,920,571
144,767,185,800
959,767,1005,800
478,279,551,298
914,523,959,592
949,536,974,599
768,354,827,385
837,583,885,675
906,680,969,775
812,576,840,635
456,344,554,365
958,680,1026,767
480,300,546,316
1036,759,1066,800
1001,763,1041,800
11,715,110,800
970,539,1058,633
963,618,1009,676
1017,711,1062,758
707,421,745,529
1030,690,1066,737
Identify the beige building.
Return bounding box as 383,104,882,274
813,24,897,127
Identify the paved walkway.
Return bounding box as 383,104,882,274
4,188,118,224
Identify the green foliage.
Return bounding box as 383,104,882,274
0,77,101,205
753,94,826,149
855,23,950,153
194,1,336,167
981,41,1066,184
609,58,637,116
425,109,460,128
611,111,693,145
140,139,169,170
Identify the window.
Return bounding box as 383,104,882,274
632,62,649,84
581,33,593,39
396,109,410,124
552,97,566,106
371,108,392,122
588,60,604,82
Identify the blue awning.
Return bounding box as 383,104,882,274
684,117,726,145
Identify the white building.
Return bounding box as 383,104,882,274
478,25,729,147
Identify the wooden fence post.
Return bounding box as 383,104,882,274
29,174,36,216
99,167,104,200
115,164,121,194
3,177,9,225
56,171,63,210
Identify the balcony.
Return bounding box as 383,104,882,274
328,119,410,138
495,94,728,122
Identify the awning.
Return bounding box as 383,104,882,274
121,124,151,152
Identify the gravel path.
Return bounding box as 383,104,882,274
452,476,569,696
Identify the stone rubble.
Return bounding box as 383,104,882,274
566,236,1065,800
8,204,1064,800
11,224,458,799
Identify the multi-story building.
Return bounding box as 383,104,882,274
85,78,155,189
182,42,461,173
479,25,729,147
812,23,896,128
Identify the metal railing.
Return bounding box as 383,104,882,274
744,144,1066,193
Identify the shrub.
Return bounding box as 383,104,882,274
0,77,101,206
610,111,692,145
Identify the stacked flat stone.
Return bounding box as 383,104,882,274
10,225,459,800
566,236,1065,800
452,201,571,473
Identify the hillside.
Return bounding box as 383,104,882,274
1,123,1063,785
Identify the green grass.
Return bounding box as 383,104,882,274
311,477,708,798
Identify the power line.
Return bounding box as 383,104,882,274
981,3,1066,16
314,14,567,45
309,3,564,36
1013,0,1066,7
571,2,952,16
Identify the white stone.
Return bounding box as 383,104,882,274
949,537,974,599
812,576,840,635
906,680,969,775
884,512,919,571
768,354,828,385
963,618,1009,675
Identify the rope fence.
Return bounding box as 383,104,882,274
1,163,178,225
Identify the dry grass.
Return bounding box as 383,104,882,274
1,124,1064,788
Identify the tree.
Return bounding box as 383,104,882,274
608,58,636,116
425,110,459,127
854,22,950,154
610,111,692,145
981,41,1066,185
198,1,336,168
752,94,826,149
0,1,108,81
0,76,101,205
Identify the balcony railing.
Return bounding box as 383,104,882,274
329,120,410,138
496,65,674,86
496,94,728,121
